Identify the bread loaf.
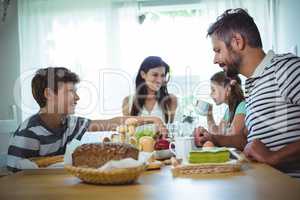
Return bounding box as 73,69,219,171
72,142,139,168
30,155,64,168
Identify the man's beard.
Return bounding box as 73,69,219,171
226,64,239,78
225,50,242,78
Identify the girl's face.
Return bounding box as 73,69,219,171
141,66,166,92
210,81,230,105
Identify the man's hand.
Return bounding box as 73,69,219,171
243,139,278,165
193,126,213,147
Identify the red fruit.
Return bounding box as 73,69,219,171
154,139,170,150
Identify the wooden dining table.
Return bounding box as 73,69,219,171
0,162,300,200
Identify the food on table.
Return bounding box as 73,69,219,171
138,136,155,152
153,139,173,160
188,147,230,164
111,133,120,143
119,134,126,143
29,155,64,168
72,143,139,168
116,125,127,143
162,159,172,165
171,157,181,167
135,129,155,142
154,139,170,150
147,160,162,170
103,137,111,143
116,125,127,133
125,118,138,136
129,136,137,146
202,141,215,148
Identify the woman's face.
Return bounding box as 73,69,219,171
210,81,229,105
141,66,166,92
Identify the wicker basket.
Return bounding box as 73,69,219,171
171,162,242,177
64,164,146,185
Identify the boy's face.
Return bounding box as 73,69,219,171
47,82,79,114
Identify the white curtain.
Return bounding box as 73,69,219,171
17,0,276,123
18,0,136,120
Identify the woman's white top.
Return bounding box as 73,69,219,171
128,95,165,132
128,95,165,121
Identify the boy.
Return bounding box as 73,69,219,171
7,67,165,172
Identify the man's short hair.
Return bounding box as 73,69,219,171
207,8,262,48
31,67,80,108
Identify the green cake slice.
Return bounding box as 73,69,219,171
188,147,230,163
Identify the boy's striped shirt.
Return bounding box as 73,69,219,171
7,114,90,172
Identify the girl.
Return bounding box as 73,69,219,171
206,71,245,135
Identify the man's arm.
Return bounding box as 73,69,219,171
211,132,247,151
244,139,300,166
194,127,248,151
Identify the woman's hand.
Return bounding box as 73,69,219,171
142,116,168,139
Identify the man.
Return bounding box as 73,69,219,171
7,67,165,172
195,8,300,178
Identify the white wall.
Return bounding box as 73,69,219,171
0,0,20,167
276,0,300,55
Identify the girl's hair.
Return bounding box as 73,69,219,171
131,56,172,123
210,71,244,124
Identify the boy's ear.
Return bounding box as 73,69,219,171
44,88,55,100
231,32,245,51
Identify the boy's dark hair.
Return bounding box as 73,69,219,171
207,8,262,48
31,67,80,108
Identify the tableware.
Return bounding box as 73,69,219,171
195,100,211,116
169,136,194,163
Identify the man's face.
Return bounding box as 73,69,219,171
211,34,242,78
48,82,80,114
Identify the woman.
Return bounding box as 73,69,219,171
205,71,245,135
122,56,177,126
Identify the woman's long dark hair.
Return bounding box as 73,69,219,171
210,71,244,124
131,56,172,123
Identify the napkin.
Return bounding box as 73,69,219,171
64,140,151,172
64,139,82,165
16,159,38,169
98,158,144,172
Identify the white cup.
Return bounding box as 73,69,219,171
195,100,211,116
169,136,194,163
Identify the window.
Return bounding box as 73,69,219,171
18,0,274,125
